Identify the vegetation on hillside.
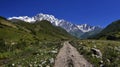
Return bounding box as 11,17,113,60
0,17,74,66
0,17,120,67
70,40,120,67
92,20,120,40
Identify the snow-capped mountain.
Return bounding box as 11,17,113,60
8,13,102,38
77,24,100,32
8,16,36,22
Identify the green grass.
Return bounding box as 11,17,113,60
0,17,74,66
92,20,120,40
0,41,63,67
70,40,120,67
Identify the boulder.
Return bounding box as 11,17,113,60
91,48,102,58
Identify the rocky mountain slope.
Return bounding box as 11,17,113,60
8,13,102,39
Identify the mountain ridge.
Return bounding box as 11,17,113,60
92,20,120,40
8,13,102,38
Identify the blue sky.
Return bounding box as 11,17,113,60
0,0,120,27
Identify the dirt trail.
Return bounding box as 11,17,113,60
54,41,93,67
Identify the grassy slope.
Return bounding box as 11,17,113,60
13,20,74,41
93,20,120,40
70,40,120,67
0,18,74,66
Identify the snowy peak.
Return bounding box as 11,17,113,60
34,13,62,26
76,24,99,32
8,13,102,33
8,16,36,22
8,13,63,26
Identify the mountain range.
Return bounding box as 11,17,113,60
0,14,120,67
8,13,102,39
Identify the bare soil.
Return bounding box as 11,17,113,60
54,41,93,67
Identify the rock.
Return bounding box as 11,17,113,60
42,61,46,64
51,50,57,54
29,64,32,67
100,64,104,67
49,58,54,64
91,48,102,58
80,42,83,44
107,59,110,63
46,65,50,67
99,60,103,64
11,42,16,45
91,54,95,57
38,64,42,67
12,63,15,66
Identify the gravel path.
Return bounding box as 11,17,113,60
54,41,93,67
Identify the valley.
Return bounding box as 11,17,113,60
0,16,120,67
1,0,120,67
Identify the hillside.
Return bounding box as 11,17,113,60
0,17,74,66
13,20,74,41
91,20,120,40
70,40,120,67
80,29,102,39
0,17,73,41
